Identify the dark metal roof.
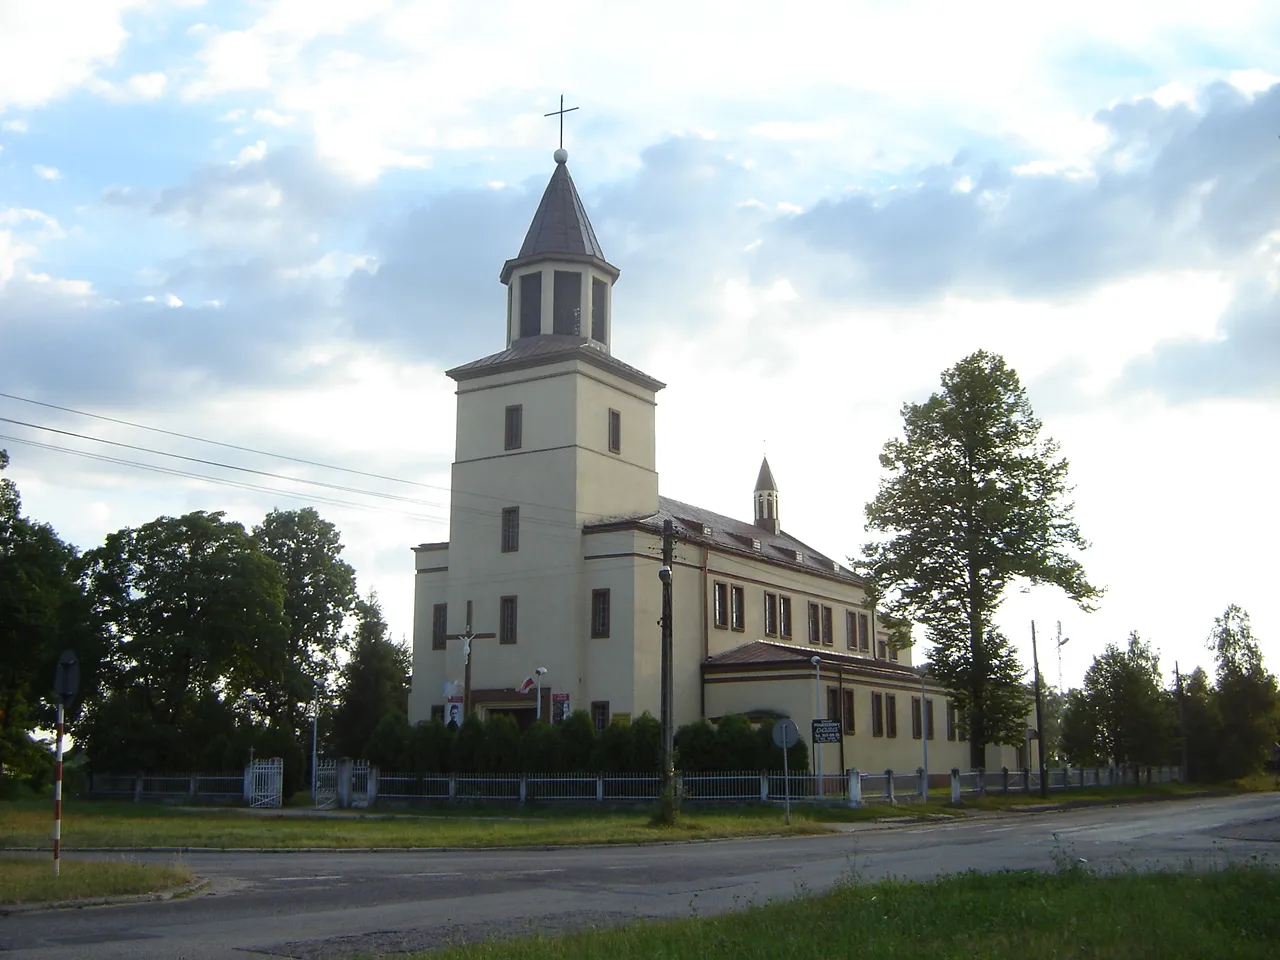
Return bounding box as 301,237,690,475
446,334,665,392
499,162,618,283
755,456,778,492
703,641,922,682
585,495,863,585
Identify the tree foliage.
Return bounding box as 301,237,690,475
0,451,103,778
330,594,410,760
861,351,1099,766
1204,605,1278,778
79,511,288,771
1060,633,1175,770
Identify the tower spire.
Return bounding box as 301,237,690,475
754,456,780,535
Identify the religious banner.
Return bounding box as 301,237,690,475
446,695,464,729
551,692,570,723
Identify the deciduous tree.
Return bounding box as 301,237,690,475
329,594,410,760
862,351,1099,767
1207,605,1279,778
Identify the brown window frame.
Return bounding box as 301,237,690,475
807,602,821,645
779,595,793,639
764,592,778,637
504,404,522,450
826,686,840,724
871,692,885,737
608,408,621,454
912,696,923,740
501,506,519,553
591,700,611,731
821,605,833,646
730,584,745,631
591,588,611,638
431,602,448,651
925,698,935,740
499,595,518,644
946,701,957,741
858,612,870,652
886,694,898,738
845,610,856,650
713,581,729,629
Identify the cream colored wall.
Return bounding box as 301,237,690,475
696,547,912,669
408,546,449,724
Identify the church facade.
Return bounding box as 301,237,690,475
408,151,1031,776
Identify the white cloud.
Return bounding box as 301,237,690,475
33,164,63,180
2,119,29,133
252,108,294,127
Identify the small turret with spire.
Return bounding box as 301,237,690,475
754,456,780,535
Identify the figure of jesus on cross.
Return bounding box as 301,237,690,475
445,600,496,719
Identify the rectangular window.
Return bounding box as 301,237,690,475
858,613,870,652
779,596,793,638
842,689,855,734
764,592,778,637
553,269,582,335
504,404,523,450
519,272,542,338
591,700,611,731
591,277,607,342
430,704,445,723
501,507,519,553
872,692,885,737
591,588,611,638
890,644,899,662
846,610,856,650
807,602,821,644
912,697,923,740
826,686,839,724
877,640,887,660
821,605,833,646
608,408,621,454
500,595,518,644
946,701,957,741
713,581,729,629
730,585,745,631
925,698,935,740
886,694,898,738
431,602,448,650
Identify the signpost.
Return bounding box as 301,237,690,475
811,719,842,744
772,719,799,825
52,650,79,878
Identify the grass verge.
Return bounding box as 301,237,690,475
415,866,1280,959
952,780,1208,812
0,855,192,906
0,800,838,849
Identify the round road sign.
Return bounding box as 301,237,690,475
771,718,799,749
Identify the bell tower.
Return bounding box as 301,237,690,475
754,456,780,535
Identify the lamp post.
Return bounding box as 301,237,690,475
535,667,548,721
311,680,320,804
811,656,823,786
917,664,930,800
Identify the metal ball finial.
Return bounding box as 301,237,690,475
553,147,568,165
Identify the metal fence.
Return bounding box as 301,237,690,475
86,764,1183,808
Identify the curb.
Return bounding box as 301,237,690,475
0,877,209,915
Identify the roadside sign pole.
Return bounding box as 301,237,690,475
53,701,64,878
783,735,791,825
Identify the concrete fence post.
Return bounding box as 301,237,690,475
950,768,961,804
977,767,986,796
448,775,457,801
369,766,379,806
917,767,926,799
1022,767,1031,794
188,775,197,799
849,769,862,808
135,775,144,803
1002,766,1009,795
519,777,527,806
596,776,604,803
241,767,251,805
337,758,352,809
760,772,769,803
886,769,895,804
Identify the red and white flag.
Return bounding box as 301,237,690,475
519,676,536,694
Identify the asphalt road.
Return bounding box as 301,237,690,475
2,793,1277,960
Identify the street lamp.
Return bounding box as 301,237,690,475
811,656,823,786
916,664,930,800
535,667,548,721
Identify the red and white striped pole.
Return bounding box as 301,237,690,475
53,701,64,877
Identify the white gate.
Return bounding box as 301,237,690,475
350,760,372,809
314,758,338,810
248,758,283,808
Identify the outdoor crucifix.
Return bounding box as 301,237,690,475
544,93,579,149
445,600,496,718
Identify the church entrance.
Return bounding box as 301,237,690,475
487,706,537,730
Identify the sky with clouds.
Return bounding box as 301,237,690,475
2,0,1278,690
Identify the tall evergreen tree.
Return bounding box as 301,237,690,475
862,352,1100,766
330,594,410,760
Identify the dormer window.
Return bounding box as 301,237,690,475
553,270,582,335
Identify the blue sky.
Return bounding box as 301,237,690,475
3,0,1279,686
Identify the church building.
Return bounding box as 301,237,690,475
408,148,1029,776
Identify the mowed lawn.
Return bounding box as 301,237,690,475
0,799,838,849
0,855,192,905
420,866,1280,960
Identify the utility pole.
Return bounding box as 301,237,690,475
657,519,676,822
1175,661,1189,781
1032,621,1048,798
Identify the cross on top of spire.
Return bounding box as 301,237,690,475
544,94,579,157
